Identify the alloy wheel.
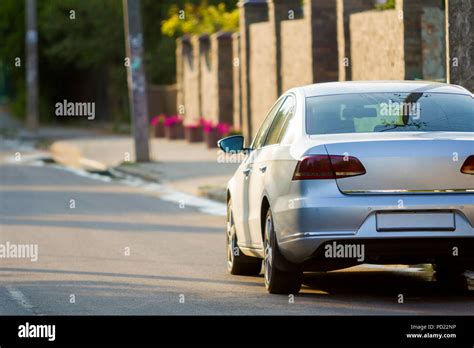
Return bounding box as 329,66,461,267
264,215,273,287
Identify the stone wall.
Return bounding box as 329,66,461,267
200,33,233,124
310,0,339,82
280,17,312,91
232,33,242,131
147,84,177,116
421,7,446,81
199,35,213,123
182,36,201,124
447,0,474,92
175,38,185,117
402,0,443,80
350,9,405,80
348,0,446,82
337,0,374,81
249,21,277,135
245,0,339,137
177,33,235,125
239,0,268,142
210,32,234,125
174,0,473,144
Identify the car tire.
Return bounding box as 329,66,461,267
226,200,262,276
264,208,302,294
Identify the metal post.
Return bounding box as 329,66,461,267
123,0,150,162
25,0,39,132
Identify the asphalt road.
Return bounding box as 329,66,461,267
1,144,473,315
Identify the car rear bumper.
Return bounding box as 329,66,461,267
273,182,474,265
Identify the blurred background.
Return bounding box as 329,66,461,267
0,0,472,140
0,0,238,131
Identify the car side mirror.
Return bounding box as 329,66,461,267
218,135,244,153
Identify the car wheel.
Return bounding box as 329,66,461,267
226,200,262,275
264,208,302,294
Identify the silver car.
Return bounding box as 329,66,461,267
219,81,474,294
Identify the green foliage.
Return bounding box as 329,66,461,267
161,3,239,37
0,0,238,123
0,0,24,64
0,0,25,115
374,0,396,11
0,0,128,123
39,0,125,70
142,0,237,84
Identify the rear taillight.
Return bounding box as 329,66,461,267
292,154,366,180
461,155,474,174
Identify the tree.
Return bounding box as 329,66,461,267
0,0,239,123
161,3,239,37
142,0,238,85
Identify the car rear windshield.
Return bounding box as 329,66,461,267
305,92,473,134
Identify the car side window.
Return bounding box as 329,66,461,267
263,95,295,146
251,97,286,149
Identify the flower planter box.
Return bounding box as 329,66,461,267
185,126,203,143
165,123,184,140
204,129,220,148
150,114,167,138
154,123,165,138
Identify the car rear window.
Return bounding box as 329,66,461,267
305,92,474,134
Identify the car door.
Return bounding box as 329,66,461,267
247,95,296,248
236,97,286,248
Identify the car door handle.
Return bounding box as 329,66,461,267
259,165,267,173
243,168,251,176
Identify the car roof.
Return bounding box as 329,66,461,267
295,81,472,97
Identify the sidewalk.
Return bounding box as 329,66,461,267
0,107,238,202
49,136,240,202
1,104,105,141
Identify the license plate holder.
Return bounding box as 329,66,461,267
376,211,455,232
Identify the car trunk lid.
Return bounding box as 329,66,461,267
310,132,474,193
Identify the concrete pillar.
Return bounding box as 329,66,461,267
268,0,298,95
446,0,474,91
238,0,268,143
336,0,374,81
401,0,441,79
199,35,212,123
182,35,201,124
310,0,339,82
232,32,242,131
210,32,234,125
175,37,185,117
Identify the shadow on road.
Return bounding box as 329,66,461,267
0,267,262,288
300,269,474,299
0,217,223,234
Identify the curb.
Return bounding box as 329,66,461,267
49,141,107,172
48,140,227,204
112,164,161,183
197,186,227,203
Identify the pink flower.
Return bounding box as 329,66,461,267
164,115,183,127
150,114,166,126
200,119,214,133
216,122,232,136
